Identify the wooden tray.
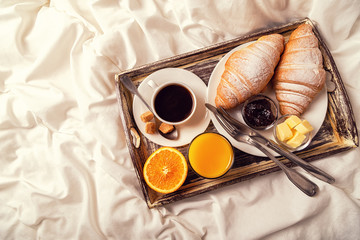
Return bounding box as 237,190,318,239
115,18,358,208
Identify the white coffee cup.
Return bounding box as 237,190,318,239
148,80,197,125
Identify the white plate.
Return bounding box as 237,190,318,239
207,42,328,156
133,68,211,147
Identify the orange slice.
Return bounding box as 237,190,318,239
143,147,188,194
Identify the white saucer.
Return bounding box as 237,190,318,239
133,68,211,147
207,42,328,156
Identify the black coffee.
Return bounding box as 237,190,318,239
154,84,193,123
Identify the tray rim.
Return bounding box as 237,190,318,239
115,17,358,208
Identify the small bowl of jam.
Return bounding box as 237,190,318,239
241,94,278,130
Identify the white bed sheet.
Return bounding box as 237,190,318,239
0,0,359,239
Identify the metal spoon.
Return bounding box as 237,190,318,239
119,75,178,140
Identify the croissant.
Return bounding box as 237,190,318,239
273,24,326,115
215,34,284,109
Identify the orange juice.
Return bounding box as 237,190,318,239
188,132,234,178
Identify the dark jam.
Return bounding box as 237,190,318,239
154,84,193,123
243,98,276,128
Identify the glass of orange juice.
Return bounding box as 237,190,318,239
188,132,234,179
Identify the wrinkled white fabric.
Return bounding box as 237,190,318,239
0,0,359,239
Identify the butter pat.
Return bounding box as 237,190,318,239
294,120,314,134
276,122,293,142
276,115,314,149
285,115,302,129
286,131,306,148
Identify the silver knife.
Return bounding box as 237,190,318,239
206,103,318,196
216,105,335,184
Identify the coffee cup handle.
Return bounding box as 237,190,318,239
147,80,159,89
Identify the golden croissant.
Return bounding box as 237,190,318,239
273,24,326,115
215,34,284,109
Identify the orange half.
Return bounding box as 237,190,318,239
143,147,188,194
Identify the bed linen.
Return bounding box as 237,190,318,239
0,0,359,239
